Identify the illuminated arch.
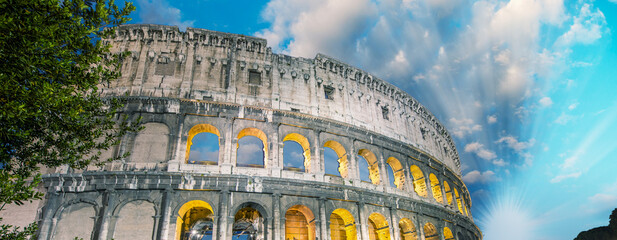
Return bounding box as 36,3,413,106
454,188,464,214
186,124,221,163
175,200,214,240
237,127,268,168
429,173,444,204
423,222,439,240
368,213,390,240
399,218,418,240
233,205,265,239
443,181,453,205
463,198,470,216
283,133,312,172
443,227,455,240
323,141,348,178
330,208,357,240
358,149,380,185
409,165,428,197
387,157,405,189
285,205,316,240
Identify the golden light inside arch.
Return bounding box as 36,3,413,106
358,149,380,185
323,140,348,178
443,227,455,240
186,124,221,163
398,218,418,240
237,127,269,167
368,213,390,240
409,165,428,198
423,222,439,240
330,208,357,240
386,157,405,189
283,133,312,173
454,188,464,214
429,173,444,204
285,205,316,240
175,200,214,240
443,181,453,205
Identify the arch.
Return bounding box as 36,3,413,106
443,181,453,205
285,205,316,240
358,149,380,185
398,218,418,240
113,200,156,240
175,200,215,240
233,204,266,240
237,128,268,168
53,202,96,240
283,133,311,172
368,213,390,240
463,198,470,216
330,208,357,240
429,173,444,204
186,124,221,163
387,157,405,189
323,141,348,178
454,188,464,214
409,165,428,198
443,227,455,240
132,122,170,163
423,222,439,240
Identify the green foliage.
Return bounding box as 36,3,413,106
0,0,136,238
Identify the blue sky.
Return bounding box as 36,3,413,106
124,0,617,239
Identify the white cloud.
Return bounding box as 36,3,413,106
496,136,535,152
487,115,497,124
450,118,483,138
555,3,606,47
463,170,500,184
539,97,553,107
492,159,508,167
554,112,575,125
137,0,195,31
465,142,497,160
550,171,581,183
568,102,579,110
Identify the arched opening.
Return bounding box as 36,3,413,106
358,149,380,185
429,173,444,204
454,188,464,214
233,206,264,240
409,165,428,197
285,205,316,240
54,202,96,240
443,181,453,205
186,124,220,165
237,128,268,168
330,208,357,240
463,198,470,216
323,141,348,178
283,133,311,172
387,157,405,189
114,200,156,240
398,218,418,240
443,227,455,240
368,213,390,240
175,200,214,240
423,222,438,240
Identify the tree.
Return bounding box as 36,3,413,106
0,0,136,238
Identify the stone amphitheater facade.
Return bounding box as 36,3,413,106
11,24,482,240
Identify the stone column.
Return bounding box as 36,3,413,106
313,129,324,181
37,191,61,240
96,189,117,240
378,148,389,188
318,197,328,240
388,206,400,240
168,113,185,172
270,123,282,177
272,193,282,240
157,188,173,240
356,201,367,240
221,118,235,174
348,140,359,182
217,190,231,240
415,215,425,240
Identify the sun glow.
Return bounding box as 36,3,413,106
478,189,537,240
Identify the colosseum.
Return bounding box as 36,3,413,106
6,24,482,240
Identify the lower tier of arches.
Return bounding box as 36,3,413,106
36,173,480,240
